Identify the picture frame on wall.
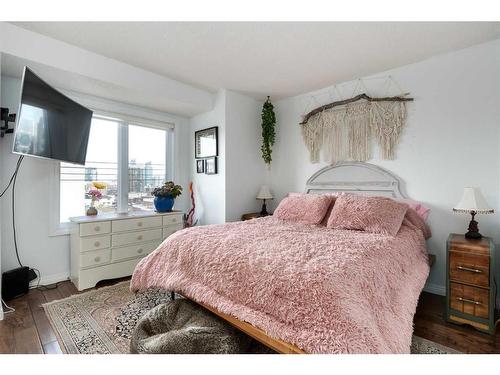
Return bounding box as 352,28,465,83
205,156,218,175
195,126,218,159
196,159,205,173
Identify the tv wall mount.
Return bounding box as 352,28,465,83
1,107,16,138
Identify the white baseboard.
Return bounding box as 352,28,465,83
30,271,70,288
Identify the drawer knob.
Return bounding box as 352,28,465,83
456,265,482,274
137,248,144,254
94,241,101,247
94,256,101,262
137,222,143,227
457,297,481,305
137,235,143,240
95,226,101,232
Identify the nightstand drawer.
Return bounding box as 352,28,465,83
80,235,111,252
112,228,163,247
449,282,489,319
112,217,162,232
449,251,489,287
80,249,111,269
80,221,111,237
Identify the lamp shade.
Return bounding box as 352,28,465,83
256,185,273,200
453,187,494,214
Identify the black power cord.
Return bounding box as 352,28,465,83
0,155,23,199
11,155,24,267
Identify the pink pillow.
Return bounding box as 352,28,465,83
395,198,430,221
287,192,339,225
404,207,432,240
274,194,333,225
326,194,408,236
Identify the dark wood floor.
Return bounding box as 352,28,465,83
0,279,498,354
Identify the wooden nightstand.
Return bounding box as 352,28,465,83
241,212,271,221
446,233,496,334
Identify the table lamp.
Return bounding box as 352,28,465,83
257,185,273,216
453,187,494,239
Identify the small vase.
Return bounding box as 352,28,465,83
154,196,175,213
86,206,98,216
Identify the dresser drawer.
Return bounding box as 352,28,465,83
163,224,183,239
112,228,162,247
80,249,111,269
80,235,111,252
80,221,111,237
163,214,183,226
449,282,489,319
449,251,489,287
112,217,163,233
111,241,160,262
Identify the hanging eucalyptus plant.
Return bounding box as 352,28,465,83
261,96,276,166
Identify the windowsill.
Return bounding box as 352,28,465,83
49,222,72,237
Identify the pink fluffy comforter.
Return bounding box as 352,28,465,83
131,214,430,354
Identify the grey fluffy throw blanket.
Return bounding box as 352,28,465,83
130,299,268,354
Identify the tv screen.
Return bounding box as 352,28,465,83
12,67,93,165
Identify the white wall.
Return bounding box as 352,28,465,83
269,39,500,296
189,89,264,224
225,90,266,221
190,90,227,225
0,75,192,285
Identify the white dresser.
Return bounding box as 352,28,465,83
69,210,184,291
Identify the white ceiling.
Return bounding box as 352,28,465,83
11,22,500,100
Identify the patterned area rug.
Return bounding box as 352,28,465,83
43,281,460,354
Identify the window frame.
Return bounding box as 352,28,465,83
49,114,174,236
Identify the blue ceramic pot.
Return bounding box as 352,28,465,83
154,196,175,212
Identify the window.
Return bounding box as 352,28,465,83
58,116,172,225
128,124,167,211
60,118,118,223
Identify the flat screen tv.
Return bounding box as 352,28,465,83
12,67,93,165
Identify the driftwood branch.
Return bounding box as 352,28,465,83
300,93,414,125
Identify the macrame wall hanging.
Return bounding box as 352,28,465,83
300,78,413,164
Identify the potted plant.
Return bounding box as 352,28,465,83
261,96,276,168
151,181,183,213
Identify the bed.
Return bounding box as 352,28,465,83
130,162,431,354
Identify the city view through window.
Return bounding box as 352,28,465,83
60,118,168,223
128,124,167,211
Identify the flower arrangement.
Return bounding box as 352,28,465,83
92,181,107,190
151,181,183,198
86,182,106,216
88,189,103,202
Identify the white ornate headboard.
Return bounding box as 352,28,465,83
305,162,407,198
